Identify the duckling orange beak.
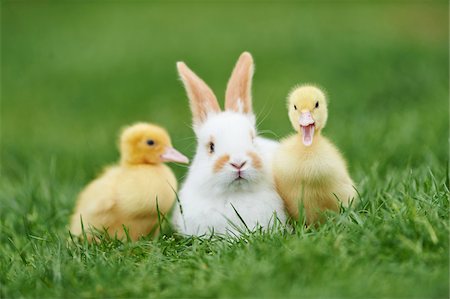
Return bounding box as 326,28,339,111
299,111,315,147
161,147,189,164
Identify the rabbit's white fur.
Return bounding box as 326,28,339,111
172,52,286,237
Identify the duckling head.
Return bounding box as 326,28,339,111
287,85,328,146
119,123,189,165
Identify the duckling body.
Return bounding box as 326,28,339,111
70,164,177,240
70,123,188,241
273,85,356,224
274,134,355,223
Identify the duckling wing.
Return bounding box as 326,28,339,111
70,166,120,235
114,165,178,218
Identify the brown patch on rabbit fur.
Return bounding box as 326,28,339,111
213,154,230,173
247,151,263,170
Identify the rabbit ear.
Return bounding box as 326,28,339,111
177,61,220,125
225,52,254,114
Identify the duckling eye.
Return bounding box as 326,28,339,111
315,101,319,108
209,142,215,154
146,140,155,146
294,105,297,110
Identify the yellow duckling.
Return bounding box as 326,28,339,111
273,85,356,224
69,123,189,241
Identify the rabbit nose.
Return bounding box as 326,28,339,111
230,161,247,170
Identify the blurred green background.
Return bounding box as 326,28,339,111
3,1,447,178
1,1,448,298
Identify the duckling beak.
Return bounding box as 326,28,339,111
161,147,189,164
299,111,315,147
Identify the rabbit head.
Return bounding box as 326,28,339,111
177,52,268,194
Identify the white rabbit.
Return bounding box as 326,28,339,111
172,52,287,237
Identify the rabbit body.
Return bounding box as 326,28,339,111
172,112,286,236
171,53,286,237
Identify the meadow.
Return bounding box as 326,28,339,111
1,1,449,298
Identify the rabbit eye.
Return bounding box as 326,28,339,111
294,105,297,110
146,139,155,146
209,142,215,154
315,101,319,108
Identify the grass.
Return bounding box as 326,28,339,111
1,1,449,298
